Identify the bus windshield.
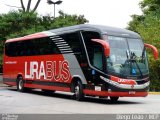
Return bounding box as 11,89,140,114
106,36,149,78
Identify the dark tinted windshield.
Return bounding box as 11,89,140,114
106,36,149,78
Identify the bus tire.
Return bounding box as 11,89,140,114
73,80,84,101
110,96,119,102
17,76,25,92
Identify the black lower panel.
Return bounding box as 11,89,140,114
3,78,70,88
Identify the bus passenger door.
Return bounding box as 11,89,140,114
80,31,103,85
93,45,103,71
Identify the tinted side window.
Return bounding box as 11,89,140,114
81,31,101,65
93,45,103,70
5,42,18,56
31,37,60,55
5,37,60,57
60,32,82,55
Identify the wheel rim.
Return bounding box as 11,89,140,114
19,79,23,90
75,85,80,98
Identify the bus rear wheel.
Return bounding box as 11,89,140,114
73,81,84,101
110,96,119,102
17,77,25,92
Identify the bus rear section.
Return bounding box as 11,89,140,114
3,33,73,93
3,24,158,102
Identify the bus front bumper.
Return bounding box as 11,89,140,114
83,90,148,97
83,76,149,97
100,76,150,90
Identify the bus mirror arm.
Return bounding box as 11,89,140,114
144,43,158,60
91,39,110,57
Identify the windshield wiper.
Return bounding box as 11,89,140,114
141,46,146,62
130,52,143,78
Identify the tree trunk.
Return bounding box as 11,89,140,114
32,0,41,12
27,0,32,12
20,0,25,12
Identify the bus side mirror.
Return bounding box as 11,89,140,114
144,43,159,60
91,39,110,57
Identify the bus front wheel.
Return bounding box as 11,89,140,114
17,77,25,92
74,81,84,101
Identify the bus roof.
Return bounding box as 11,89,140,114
6,24,141,43
49,24,141,38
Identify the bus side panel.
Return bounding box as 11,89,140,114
3,54,73,91
3,55,17,86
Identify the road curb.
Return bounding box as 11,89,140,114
0,83,8,87
0,85,7,87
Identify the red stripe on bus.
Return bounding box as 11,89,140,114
111,76,136,85
3,82,16,86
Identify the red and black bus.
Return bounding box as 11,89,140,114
3,24,158,102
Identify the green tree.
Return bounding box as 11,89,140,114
0,11,41,38
140,0,160,14
49,11,88,29
128,0,160,91
0,10,88,38
128,0,160,31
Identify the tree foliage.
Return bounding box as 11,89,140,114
0,11,40,38
140,0,160,14
128,0,160,91
0,10,88,38
49,11,88,28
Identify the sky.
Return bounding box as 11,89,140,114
0,0,142,28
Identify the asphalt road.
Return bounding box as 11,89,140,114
0,83,160,114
